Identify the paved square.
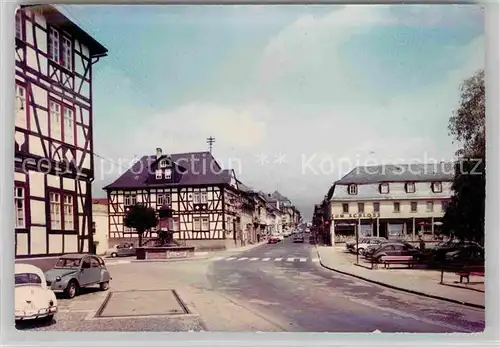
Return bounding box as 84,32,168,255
96,290,189,318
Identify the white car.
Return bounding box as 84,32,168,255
15,264,58,322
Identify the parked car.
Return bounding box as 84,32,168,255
445,245,484,263
363,239,415,257
15,263,58,322
370,242,423,263
268,236,280,244
345,237,386,254
44,254,111,299
429,240,481,264
293,233,305,243
105,243,136,258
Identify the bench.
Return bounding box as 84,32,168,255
380,255,416,269
455,265,485,283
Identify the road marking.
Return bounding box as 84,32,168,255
262,258,270,261
286,258,295,262
211,256,225,261
311,258,320,263
106,260,131,266
237,257,248,261
226,257,237,261
250,257,259,261
274,258,283,261
299,258,307,262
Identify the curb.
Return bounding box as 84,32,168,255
131,256,209,263
314,247,485,310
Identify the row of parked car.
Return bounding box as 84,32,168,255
345,236,484,264
15,253,112,324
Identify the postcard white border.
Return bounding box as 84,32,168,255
1,0,498,347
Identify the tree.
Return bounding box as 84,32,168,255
443,70,485,244
123,204,158,247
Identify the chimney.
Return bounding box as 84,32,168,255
156,147,162,159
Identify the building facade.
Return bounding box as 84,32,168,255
14,5,107,257
103,149,301,249
328,163,454,245
92,198,109,255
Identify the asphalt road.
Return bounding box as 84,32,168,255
207,236,485,333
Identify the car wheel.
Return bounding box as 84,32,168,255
100,281,110,291
65,280,79,299
357,248,364,255
376,255,384,263
111,252,118,258
45,314,54,323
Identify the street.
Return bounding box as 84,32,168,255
207,237,485,333
17,237,484,332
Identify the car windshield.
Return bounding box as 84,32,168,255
15,272,42,286
55,258,81,268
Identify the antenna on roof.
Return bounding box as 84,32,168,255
206,136,216,153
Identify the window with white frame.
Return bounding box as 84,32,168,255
49,101,61,140
15,11,23,40
432,182,442,193
124,226,136,232
164,193,171,206
63,195,74,230
406,182,415,193
124,193,137,206
201,217,209,230
193,217,201,230
159,159,167,168
61,36,72,70
63,108,74,145
157,193,164,206
15,85,26,111
50,192,61,229
410,201,418,212
393,202,400,213
14,187,25,228
15,85,27,128
379,183,389,194
48,27,60,63
164,168,172,179
200,192,208,204
348,184,357,195
426,201,434,212
342,203,349,213
193,192,201,204
155,170,162,179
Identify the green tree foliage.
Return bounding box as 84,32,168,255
443,70,485,244
123,204,158,247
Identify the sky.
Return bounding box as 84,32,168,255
58,4,484,219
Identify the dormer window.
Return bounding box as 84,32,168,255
164,168,172,179
155,170,162,179
432,182,442,193
405,182,415,193
379,183,389,194
159,159,167,168
347,184,357,195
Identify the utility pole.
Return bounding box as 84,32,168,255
206,136,216,153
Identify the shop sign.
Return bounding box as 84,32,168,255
333,213,381,219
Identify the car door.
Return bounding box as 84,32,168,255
87,257,102,284
79,257,94,286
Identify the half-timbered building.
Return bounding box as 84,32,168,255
14,5,107,257
104,149,248,250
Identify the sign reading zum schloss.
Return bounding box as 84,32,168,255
333,213,381,219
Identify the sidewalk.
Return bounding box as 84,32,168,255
315,246,485,309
